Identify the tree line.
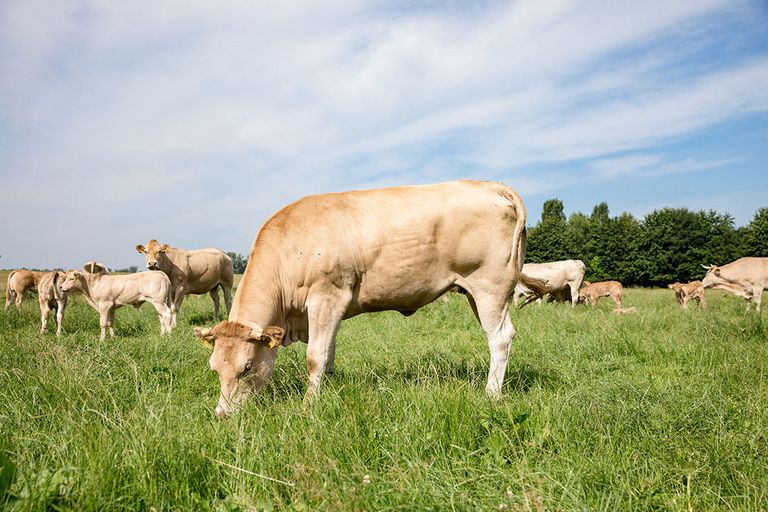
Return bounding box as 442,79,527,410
525,200,768,287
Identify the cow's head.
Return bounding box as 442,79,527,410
136,239,170,270
60,262,108,292
701,264,721,289
195,321,285,417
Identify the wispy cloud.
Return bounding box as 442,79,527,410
1,0,767,268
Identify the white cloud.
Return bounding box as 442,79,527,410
0,0,766,268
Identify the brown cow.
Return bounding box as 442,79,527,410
194,180,548,416
702,257,768,312
668,281,706,309
5,269,45,311
578,280,623,309
37,271,68,335
136,240,234,325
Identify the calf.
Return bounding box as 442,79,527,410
578,280,623,309
5,269,45,311
668,281,706,309
60,262,174,340
37,271,68,335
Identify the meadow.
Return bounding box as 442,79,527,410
1,280,766,511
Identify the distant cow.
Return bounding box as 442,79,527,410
193,180,548,416
513,260,586,307
136,240,234,325
37,271,68,335
578,280,623,309
61,262,174,340
5,270,45,311
668,281,706,309
702,257,768,312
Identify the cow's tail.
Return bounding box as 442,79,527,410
503,186,550,306
5,270,17,305
52,272,65,301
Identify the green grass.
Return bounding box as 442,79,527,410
0,287,766,511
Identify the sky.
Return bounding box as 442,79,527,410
1,0,767,270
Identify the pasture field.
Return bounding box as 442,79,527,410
0,285,766,511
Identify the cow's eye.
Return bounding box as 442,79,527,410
243,362,253,375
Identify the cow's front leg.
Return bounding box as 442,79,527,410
107,309,116,338
305,294,349,401
751,286,762,313
172,286,186,326
98,306,110,340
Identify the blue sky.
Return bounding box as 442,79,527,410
1,0,767,269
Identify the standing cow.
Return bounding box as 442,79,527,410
668,281,706,309
37,271,69,335
512,260,586,307
577,280,623,309
5,270,46,312
61,262,174,340
135,240,234,325
702,257,768,312
193,180,548,416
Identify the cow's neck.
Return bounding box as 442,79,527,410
229,259,284,328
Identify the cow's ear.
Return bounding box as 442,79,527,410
714,268,721,276
159,244,170,253
250,326,285,348
194,327,216,349
84,262,106,274
136,244,146,254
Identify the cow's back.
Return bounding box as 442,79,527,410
237,180,525,317
164,248,233,294
723,257,768,284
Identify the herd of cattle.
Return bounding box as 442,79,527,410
3,180,767,416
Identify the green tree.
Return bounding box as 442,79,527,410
526,199,568,262
743,208,768,257
226,252,248,274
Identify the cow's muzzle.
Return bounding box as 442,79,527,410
147,262,160,270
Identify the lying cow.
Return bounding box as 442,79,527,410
136,240,234,325
668,281,706,309
702,257,768,312
194,180,548,416
578,280,623,309
37,271,68,335
5,269,45,311
513,260,587,307
61,262,174,340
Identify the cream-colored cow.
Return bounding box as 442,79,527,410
135,240,233,325
668,281,706,309
194,180,547,416
702,257,768,312
37,271,69,335
60,262,174,340
5,269,45,311
577,280,623,309
513,260,586,307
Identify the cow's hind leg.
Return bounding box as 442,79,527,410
209,287,221,320
222,284,233,315
752,286,763,313
39,299,50,334
466,292,516,398
56,298,67,336
107,309,116,338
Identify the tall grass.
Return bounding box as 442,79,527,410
0,287,766,510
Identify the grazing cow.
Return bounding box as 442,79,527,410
194,180,548,416
37,271,68,335
61,262,174,340
702,257,768,312
668,281,706,309
5,270,45,311
512,260,586,307
578,280,623,309
135,240,234,325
